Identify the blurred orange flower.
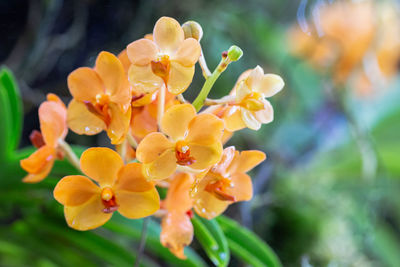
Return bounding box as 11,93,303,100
126,17,201,95
20,94,67,183
67,51,132,144
161,173,194,259
54,147,159,231
136,104,224,180
192,146,265,219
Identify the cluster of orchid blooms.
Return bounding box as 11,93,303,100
20,17,284,258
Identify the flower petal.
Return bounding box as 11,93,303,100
20,145,55,174
117,49,131,73
116,188,160,219
54,175,100,206
164,173,194,212
225,173,253,201
115,162,154,192
173,38,201,67
67,99,106,135
241,109,261,130
127,39,158,66
227,150,266,174
257,74,284,97
254,99,274,124
188,142,223,170
39,101,67,147
136,132,174,163
186,113,224,145
80,147,124,187
245,65,263,90
142,149,177,180
22,159,54,183
95,51,126,95
161,104,196,141
223,106,246,132
167,62,194,95
236,81,252,102
153,17,184,54
67,67,104,102
131,106,158,140
107,103,131,145
161,212,193,259
64,195,112,231
128,64,163,94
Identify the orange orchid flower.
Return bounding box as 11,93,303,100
53,147,159,231
223,66,284,131
20,94,67,183
67,51,132,144
192,146,265,219
126,16,201,95
136,104,224,180
161,173,194,259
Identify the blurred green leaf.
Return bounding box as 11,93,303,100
217,215,282,267
192,215,230,267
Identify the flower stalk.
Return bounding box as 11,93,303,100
58,139,80,171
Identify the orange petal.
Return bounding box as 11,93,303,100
254,99,273,124
20,145,55,174
39,101,67,147
241,109,261,130
142,149,177,180
153,17,184,54
127,39,158,66
223,106,246,132
257,74,284,97
164,173,194,212
161,212,193,259
67,99,106,135
227,150,266,175
80,147,124,187
47,93,66,109
116,188,160,219
136,132,174,163
167,62,194,95
54,175,100,206
161,104,196,141
117,49,131,73
211,146,236,176
22,159,54,183
131,107,158,140
173,38,201,67
128,64,163,94
115,162,154,192
186,113,224,145
67,67,104,102
107,104,131,145
225,173,253,201
188,143,223,170
64,195,112,231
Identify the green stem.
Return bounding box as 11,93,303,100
58,139,80,171
134,217,149,267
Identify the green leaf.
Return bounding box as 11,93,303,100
217,215,282,267
192,215,230,267
0,67,22,160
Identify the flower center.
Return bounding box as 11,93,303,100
239,92,265,111
175,140,196,166
30,130,45,149
204,174,236,201
151,54,170,82
101,187,118,213
84,93,112,126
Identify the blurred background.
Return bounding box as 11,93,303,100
1,0,400,266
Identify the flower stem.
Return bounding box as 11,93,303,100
58,139,80,171
134,217,149,267
127,133,138,149
199,49,211,78
203,95,236,106
157,84,166,128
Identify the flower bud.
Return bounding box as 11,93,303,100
182,21,203,41
227,45,243,61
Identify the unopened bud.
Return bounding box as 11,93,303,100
182,21,203,41
227,45,243,61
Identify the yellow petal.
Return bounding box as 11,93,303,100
153,17,184,54
186,113,224,145
22,159,54,183
115,162,154,192
142,149,177,180
39,101,67,147
116,188,160,219
161,104,196,141
107,104,131,145
67,99,106,135
136,132,174,163
67,67,104,102
20,145,55,174
241,109,261,130
167,62,194,95
225,173,253,201
188,142,223,170
54,175,100,206
245,66,263,90
223,106,246,132
173,38,201,67
80,147,124,187
236,81,252,102
164,173,194,212
128,64,163,94
64,195,112,231
161,212,193,259
127,39,158,66
227,150,266,174
257,74,284,97
254,99,273,124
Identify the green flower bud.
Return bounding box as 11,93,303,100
227,45,243,61
182,21,203,41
